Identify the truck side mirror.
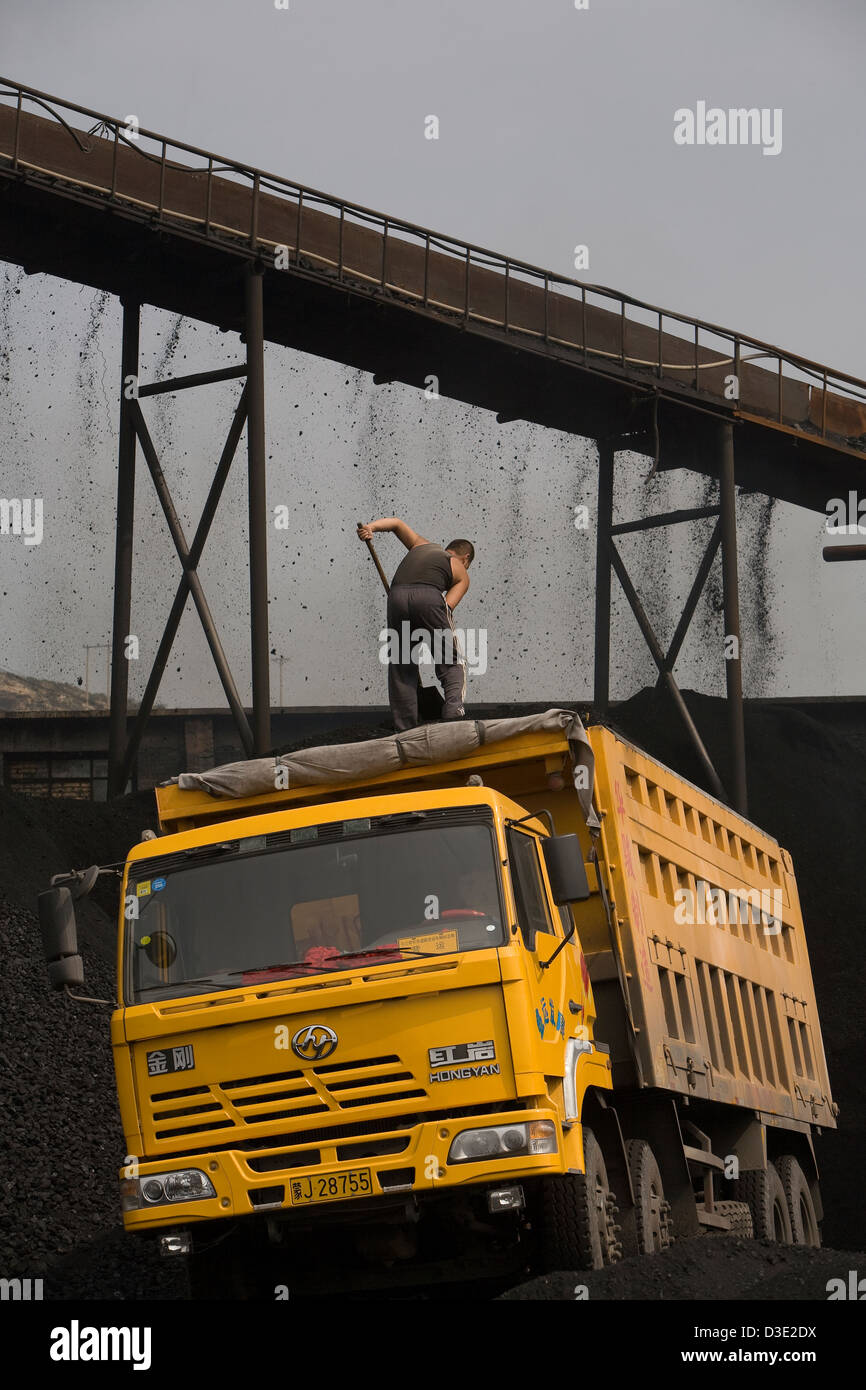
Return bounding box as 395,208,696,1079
37,886,86,990
542,835,591,904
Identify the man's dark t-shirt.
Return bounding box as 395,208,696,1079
391,542,452,590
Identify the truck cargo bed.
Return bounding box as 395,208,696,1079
587,727,835,1130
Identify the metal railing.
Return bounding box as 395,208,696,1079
2,76,866,449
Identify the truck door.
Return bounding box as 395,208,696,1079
506,828,577,1069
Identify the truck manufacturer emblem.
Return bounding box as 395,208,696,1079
292,1024,338,1061
146,1044,195,1077
428,1040,499,1083
428,1040,495,1067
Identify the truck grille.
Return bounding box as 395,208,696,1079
314,1055,426,1109
151,1098,527,1169
149,1054,429,1140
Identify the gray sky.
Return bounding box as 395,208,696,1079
1,0,864,706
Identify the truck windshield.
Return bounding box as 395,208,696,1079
126,819,505,1002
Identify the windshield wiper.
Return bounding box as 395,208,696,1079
245,959,330,975
329,946,441,961
249,947,440,976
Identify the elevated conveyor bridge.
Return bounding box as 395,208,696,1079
2,78,864,808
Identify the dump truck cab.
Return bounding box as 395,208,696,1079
109,777,610,1292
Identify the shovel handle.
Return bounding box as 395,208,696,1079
357,522,390,594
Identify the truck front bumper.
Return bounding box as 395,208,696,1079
122,1106,575,1230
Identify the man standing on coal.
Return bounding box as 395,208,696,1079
357,517,474,732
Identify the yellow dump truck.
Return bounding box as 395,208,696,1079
38,711,836,1295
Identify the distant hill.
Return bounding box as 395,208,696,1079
0,669,113,712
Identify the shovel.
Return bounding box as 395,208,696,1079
358,523,444,723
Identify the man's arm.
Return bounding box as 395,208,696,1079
356,517,427,550
445,556,469,611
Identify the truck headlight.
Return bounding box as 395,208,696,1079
121,1168,215,1210
447,1120,557,1164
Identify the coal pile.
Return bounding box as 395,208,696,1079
0,893,186,1299
0,783,186,1298
500,1236,866,1300
0,689,863,1300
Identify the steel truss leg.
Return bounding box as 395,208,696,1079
106,293,263,789
131,403,255,758
117,388,252,788
245,266,271,755
609,545,727,803
593,439,614,713
718,421,748,814
108,299,140,798
597,423,750,811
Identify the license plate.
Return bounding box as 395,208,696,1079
289,1168,373,1205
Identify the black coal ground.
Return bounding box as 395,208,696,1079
500,1238,866,1301
0,687,862,1300
0,895,185,1300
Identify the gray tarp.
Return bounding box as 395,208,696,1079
172,709,599,830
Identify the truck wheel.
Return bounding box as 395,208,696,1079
621,1139,672,1256
712,1200,754,1238
776,1155,821,1247
734,1163,793,1243
538,1127,620,1271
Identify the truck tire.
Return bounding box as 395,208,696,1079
538,1127,621,1271
776,1155,821,1247
734,1163,793,1243
620,1139,672,1256
712,1200,754,1238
